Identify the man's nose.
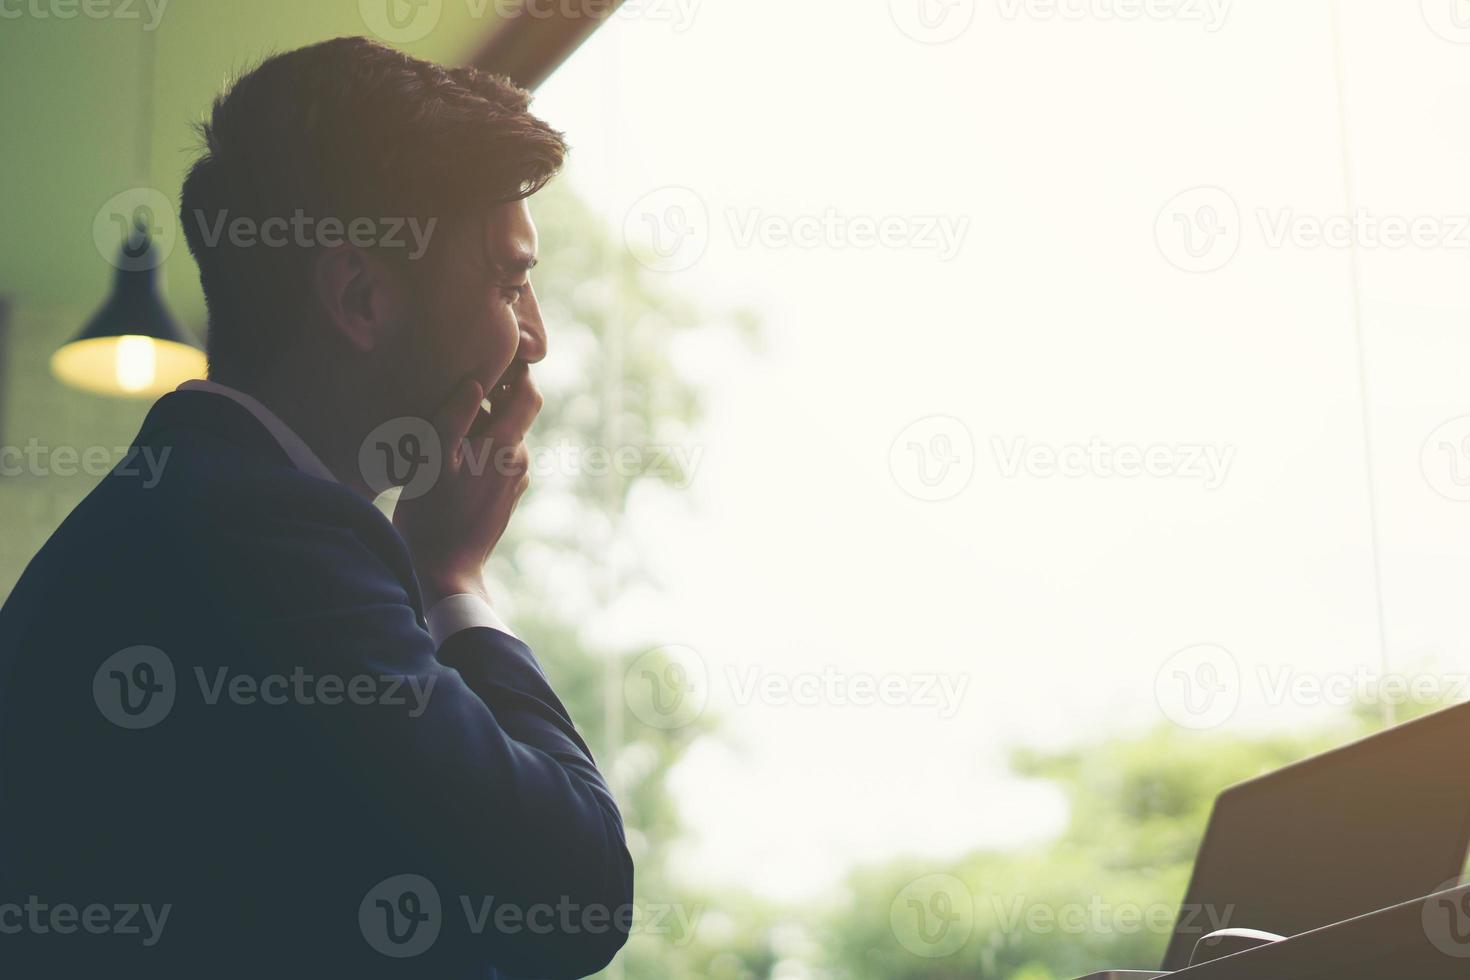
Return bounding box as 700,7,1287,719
516,284,547,363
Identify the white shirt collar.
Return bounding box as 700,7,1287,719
177,379,338,484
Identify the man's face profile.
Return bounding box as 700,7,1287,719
386,198,546,427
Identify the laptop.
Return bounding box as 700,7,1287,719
1157,700,1470,971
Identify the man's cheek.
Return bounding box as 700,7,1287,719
484,311,520,356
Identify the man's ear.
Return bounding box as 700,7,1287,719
311,246,406,352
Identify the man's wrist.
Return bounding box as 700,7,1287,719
424,590,515,644
419,570,489,609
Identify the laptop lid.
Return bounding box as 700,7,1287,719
1160,701,1470,971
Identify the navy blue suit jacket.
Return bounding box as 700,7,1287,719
0,390,633,978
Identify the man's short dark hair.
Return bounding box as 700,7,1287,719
179,36,568,385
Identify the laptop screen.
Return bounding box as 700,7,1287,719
1161,703,1470,971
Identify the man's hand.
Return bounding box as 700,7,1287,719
393,363,542,608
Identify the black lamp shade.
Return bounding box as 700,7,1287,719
53,229,205,398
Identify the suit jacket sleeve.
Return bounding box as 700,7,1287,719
223,511,635,978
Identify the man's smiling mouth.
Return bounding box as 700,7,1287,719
482,361,527,417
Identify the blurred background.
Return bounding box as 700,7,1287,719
5,1,1470,976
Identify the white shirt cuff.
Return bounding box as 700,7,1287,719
425,593,515,647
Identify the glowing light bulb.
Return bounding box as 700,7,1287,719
114,335,158,393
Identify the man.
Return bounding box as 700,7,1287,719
0,37,632,978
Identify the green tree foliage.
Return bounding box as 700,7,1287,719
813,719,1390,980
492,175,770,976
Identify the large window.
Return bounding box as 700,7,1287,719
527,3,1470,976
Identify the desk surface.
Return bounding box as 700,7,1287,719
1170,883,1470,979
